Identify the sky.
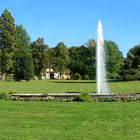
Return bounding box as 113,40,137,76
0,0,140,57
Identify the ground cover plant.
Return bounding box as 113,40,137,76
0,80,140,94
0,101,140,140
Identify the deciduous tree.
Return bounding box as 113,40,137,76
13,25,33,81
30,38,48,79
53,42,70,78
120,44,140,80
105,40,123,79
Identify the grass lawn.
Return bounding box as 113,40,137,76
0,80,140,94
0,101,140,140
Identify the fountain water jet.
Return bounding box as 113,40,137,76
96,20,109,95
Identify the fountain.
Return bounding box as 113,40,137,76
96,20,109,95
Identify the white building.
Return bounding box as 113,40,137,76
41,68,70,80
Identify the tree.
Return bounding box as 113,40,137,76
85,39,96,79
13,25,34,81
120,44,140,80
30,38,48,79
85,38,96,48
0,9,16,80
105,40,123,79
52,42,70,78
15,25,31,53
127,45,140,68
47,47,56,68
69,44,96,79
14,52,34,81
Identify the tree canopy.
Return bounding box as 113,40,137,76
120,44,140,80
105,40,123,79
30,38,48,79
0,9,16,80
13,25,33,81
0,9,140,81
51,42,70,77
69,45,96,79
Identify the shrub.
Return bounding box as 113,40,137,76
123,74,136,81
72,73,81,80
135,70,140,80
5,74,14,81
83,75,89,80
122,69,140,81
0,92,9,100
8,91,16,95
107,73,120,79
79,92,92,102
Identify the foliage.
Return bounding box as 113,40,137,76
3,94,140,102
30,38,48,79
92,95,140,102
127,44,140,68
121,44,140,80
0,92,9,100
47,47,55,67
15,25,31,53
13,25,33,81
105,40,123,79
0,9,16,80
83,75,89,80
13,52,34,81
51,42,70,77
69,44,96,79
120,68,140,81
0,8,140,81
72,73,82,80
85,38,96,48
79,92,92,102
1,90,140,102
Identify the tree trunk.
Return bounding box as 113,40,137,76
0,73,6,80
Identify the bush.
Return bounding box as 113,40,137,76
123,74,136,81
5,74,14,81
107,73,120,79
83,75,89,80
72,73,81,80
135,70,140,80
79,92,92,102
0,92,9,100
122,69,140,81
8,91,16,95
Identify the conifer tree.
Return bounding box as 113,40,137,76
0,9,16,80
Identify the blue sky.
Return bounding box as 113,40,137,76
0,0,140,56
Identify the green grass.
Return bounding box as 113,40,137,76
109,80,140,93
0,80,140,94
0,101,140,140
